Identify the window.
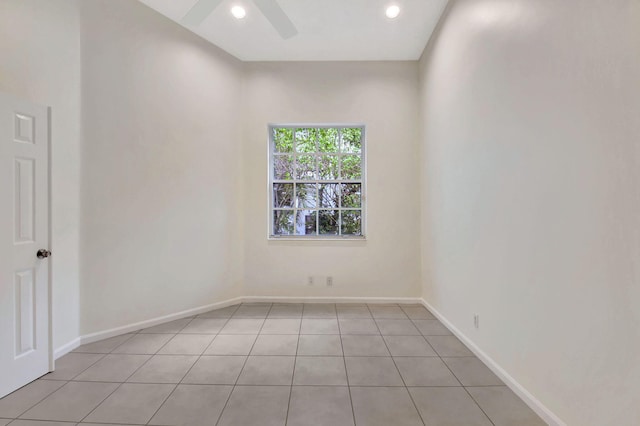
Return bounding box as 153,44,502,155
269,125,365,238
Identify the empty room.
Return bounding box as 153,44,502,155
0,0,638,425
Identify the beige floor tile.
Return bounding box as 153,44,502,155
111,334,173,355
301,319,340,334
336,306,372,319
181,356,246,384
293,357,348,385
409,387,492,426
467,386,546,426
368,306,407,319
375,320,420,336
287,386,354,426
74,354,150,382
217,385,290,426
250,335,298,355
220,319,265,334
127,355,197,383
443,357,503,386
268,304,303,318
302,304,337,318
0,380,65,418
394,357,461,386
401,306,436,320
157,334,214,355
341,335,390,356
384,335,438,357
260,318,301,334
204,334,257,355
41,353,104,381
338,319,379,335
413,319,453,336
350,387,422,426
237,356,295,385
345,357,403,386
21,382,119,422
83,383,174,424
426,336,474,357
148,384,232,426
297,335,343,356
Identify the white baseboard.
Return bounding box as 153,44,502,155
243,296,422,305
78,296,244,347
420,299,565,426
54,337,81,359
54,295,420,359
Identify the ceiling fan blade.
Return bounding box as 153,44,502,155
181,0,224,26
253,0,298,39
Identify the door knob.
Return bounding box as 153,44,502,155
36,249,51,259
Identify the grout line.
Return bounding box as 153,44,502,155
284,307,303,426
414,304,496,426
73,306,237,425
366,303,427,426
143,310,239,425
336,309,358,426
76,351,165,424
213,304,270,426
440,361,496,426
7,303,507,425
5,380,69,421
40,352,107,382
20,382,503,388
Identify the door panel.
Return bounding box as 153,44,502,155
0,92,50,398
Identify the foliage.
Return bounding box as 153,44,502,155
272,126,363,236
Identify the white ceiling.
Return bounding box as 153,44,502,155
137,0,449,61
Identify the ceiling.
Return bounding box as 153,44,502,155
137,0,449,61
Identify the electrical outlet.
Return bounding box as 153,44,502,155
326,276,333,287
307,276,314,286
473,314,480,329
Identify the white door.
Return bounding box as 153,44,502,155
0,92,51,398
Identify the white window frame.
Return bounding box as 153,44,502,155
267,123,367,240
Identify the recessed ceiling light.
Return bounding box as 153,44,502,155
385,5,400,19
231,5,246,19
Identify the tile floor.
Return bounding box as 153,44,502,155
0,303,547,426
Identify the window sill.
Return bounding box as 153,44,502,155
268,236,366,242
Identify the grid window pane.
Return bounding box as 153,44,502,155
296,155,317,180
296,128,317,153
341,210,362,235
341,184,361,208
273,183,294,208
317,128,339,153
318,184,340,208
319,210,339,235
274,128,294,153
274,210,295,235
274,155,294,180
319,155,339,180
341,155,361,180
295,210,317,236
270,125,364,238
296,184,317,208
340,128,362,154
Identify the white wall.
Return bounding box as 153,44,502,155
79,0,244,334
419,1,640,424
243,62,422,298
0,0,81,352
